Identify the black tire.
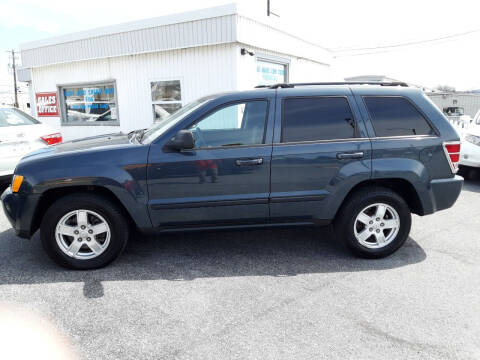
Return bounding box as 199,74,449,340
40,193,129,269
334,186,411,259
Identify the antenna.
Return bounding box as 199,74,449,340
267,0,279,17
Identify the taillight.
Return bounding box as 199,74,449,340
41,133,62,145
443,141,461,173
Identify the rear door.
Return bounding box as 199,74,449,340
353,90,449,180
269,87,372,222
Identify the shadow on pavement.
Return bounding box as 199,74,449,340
462,179,480,193
0,225,426,298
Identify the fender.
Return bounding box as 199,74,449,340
321,157,432,219
15,144,152,232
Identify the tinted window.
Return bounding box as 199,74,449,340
364,97,435,137
282,97,355,143
187,100,268,148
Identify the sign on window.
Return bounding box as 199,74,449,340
256,60,286,86
60,82,117,124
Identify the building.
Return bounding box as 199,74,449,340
18,4,332,141
426,92,480,118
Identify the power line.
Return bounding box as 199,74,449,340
332,27,480,55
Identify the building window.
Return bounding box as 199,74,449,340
59,81,118,125
256,59,288,86
151,80,182,122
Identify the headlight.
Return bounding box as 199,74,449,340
464,134,480,146
11,175,24,193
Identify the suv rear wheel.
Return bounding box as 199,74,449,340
335,187,411,258
40,193,129,269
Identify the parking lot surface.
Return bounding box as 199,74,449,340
0,181,479,360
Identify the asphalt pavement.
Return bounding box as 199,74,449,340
0,181,479,359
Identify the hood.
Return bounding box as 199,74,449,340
21,132,136,162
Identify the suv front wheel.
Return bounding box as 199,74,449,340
335,187,412,258
40,193,129,269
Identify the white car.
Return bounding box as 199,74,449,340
459,110,480,172
0,107,62,183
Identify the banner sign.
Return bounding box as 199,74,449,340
36,92,59,117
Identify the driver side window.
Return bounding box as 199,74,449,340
187,100,268,148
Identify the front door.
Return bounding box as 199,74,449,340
147,98,274,228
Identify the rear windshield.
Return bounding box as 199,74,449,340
364,97,435,137
0,108,40,127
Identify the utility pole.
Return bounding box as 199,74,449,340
11,49,19,108
7,49,19,108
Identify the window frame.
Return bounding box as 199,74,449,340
279,95,359,144
362,95,439,138
184,98,270,150
150,78,183,122
57,80,120,126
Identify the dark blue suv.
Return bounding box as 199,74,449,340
1,82,463,269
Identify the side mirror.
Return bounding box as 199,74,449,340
166,130,195,151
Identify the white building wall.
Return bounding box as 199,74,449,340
31,44,237,141
236,15,331,66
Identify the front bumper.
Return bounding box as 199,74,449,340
1,187,41,239
428,175,463,214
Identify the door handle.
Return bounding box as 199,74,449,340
336,152,364,160
235,158,263,166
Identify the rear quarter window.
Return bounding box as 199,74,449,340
281,97,356,142
364,96,435,137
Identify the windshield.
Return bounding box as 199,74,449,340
0,108,40,127
141,97,212,143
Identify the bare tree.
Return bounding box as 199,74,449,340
434,85,456,93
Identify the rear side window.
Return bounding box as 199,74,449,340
364,97,435,137
282,97,355,142
0,108,40,127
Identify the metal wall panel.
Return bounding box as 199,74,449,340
21,14,331,69
22,15,237,68
428,94,480,118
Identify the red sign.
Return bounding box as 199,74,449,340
36,92,59,117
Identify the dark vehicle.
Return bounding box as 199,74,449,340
1,82,463,269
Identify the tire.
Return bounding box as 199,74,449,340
334,186,411,259
40,193,129,269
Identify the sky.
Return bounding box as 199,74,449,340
1,0,480,95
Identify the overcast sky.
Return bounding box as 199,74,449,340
1,0,480,93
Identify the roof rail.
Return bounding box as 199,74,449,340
255,81,409,89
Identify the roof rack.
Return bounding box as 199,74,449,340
255,81,409,89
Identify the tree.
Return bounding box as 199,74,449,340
434,85,456,93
